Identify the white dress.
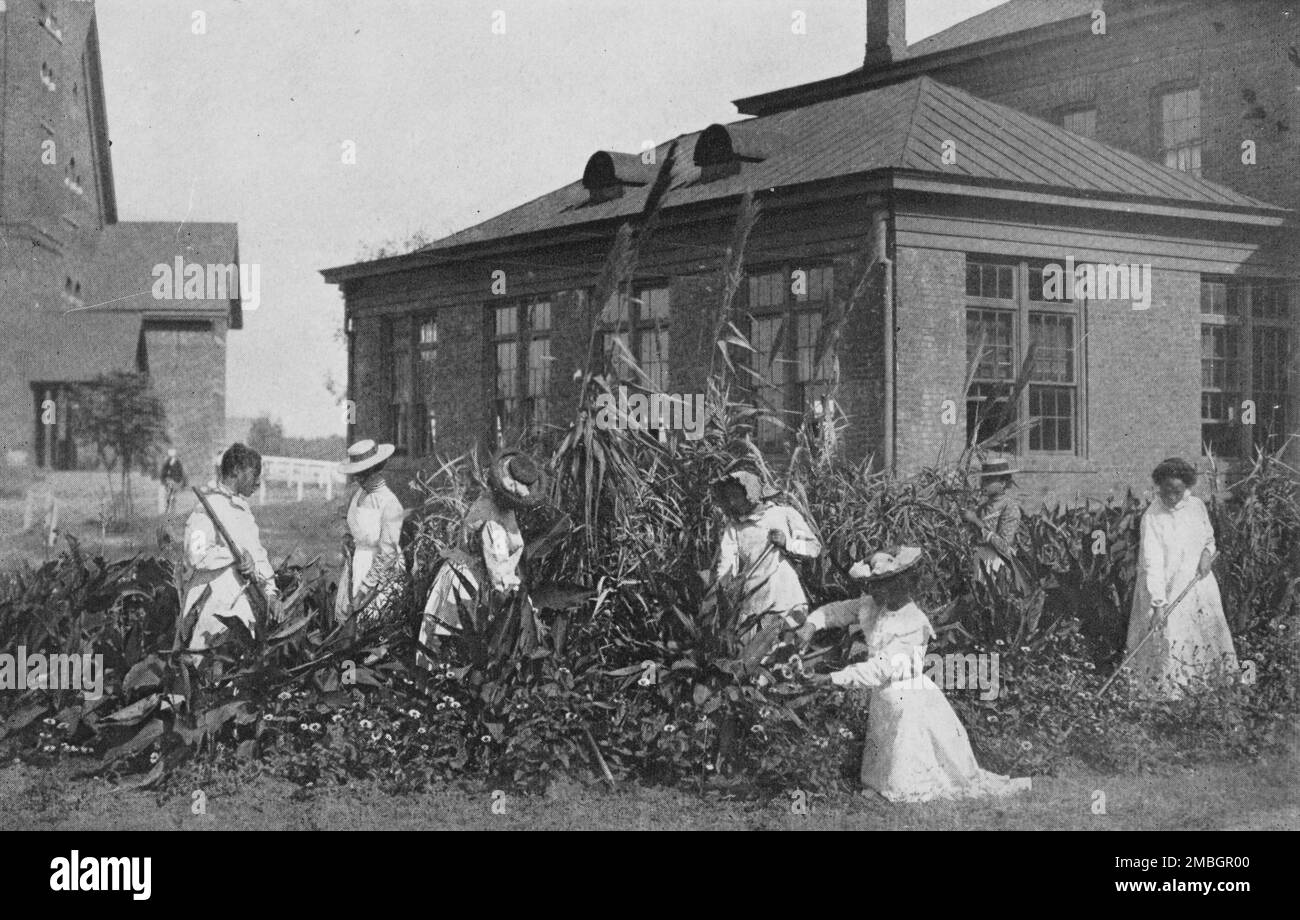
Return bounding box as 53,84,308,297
715,503,821,629
807,597,1031,803
182,487,279,651
334,483,406,625
1125,495,1237,700
417,494,524,669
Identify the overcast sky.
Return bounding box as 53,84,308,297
96,0,1009,437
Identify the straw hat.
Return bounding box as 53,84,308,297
848,547,923,583
487,450,549,510
339,439,395,475
976,457,1020,479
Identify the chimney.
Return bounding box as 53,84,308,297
865,0,907,66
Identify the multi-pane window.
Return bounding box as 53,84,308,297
1200,278,1291,457
384,317,412,453
414,316,437,455
600,286,669,392
746,265,834,452
965,256,1082,456
492,297,554,435
1061,107,1097,139
1158,87,1202,177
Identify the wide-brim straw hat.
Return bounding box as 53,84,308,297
487,450,549,510
848,546,924,584
976,457,1020,479
339,439,396,475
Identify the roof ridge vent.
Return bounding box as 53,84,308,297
583,150,658,202
693,124,764,181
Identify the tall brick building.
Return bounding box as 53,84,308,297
0,0,241,478
323,0,1298,503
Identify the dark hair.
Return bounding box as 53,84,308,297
1152,457,1197,487
221,443,262,479
507,455,539,485
362,460,387,477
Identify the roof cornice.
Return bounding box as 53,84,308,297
321,166,1286,285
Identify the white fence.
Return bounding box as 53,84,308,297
257,455,347,502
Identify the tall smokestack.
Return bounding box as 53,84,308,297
865,0,907,66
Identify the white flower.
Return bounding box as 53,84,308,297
480,735,492,744
299,723,309,731
663,724,677,734
359,719,373,729
417,726,427,735
278,691,292,701
149,752,160,764
407,709,421,718
331,713,344,723
436,703,446,711
309,723,321,732
637,677,652,687
450,701,460,709
838,728,852,739
262,713,273,721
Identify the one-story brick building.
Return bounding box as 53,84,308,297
322,0,1298,504
0,0,242,478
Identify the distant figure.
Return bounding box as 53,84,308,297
963,457,1026,591
182,443,282,652
1124,457,1238,700
160,448,187,515
208,449,224,490
335,439,407,627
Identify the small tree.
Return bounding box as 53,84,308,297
247,415,286,455
76,371,168,521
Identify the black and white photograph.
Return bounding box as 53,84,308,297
0,0,1295,881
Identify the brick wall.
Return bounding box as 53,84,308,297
142,320,227,479
893,247,968,471
927,0,1300,211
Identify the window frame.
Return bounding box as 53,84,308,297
382,315,414,455
743,263,836,453
1153,83,1203,178
489,296,555,438
413,312,437,457
1058,105,1098,139
965,255,1086,458
1199,276,1292,459
599,283,670,393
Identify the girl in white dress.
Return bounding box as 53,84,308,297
711,469,821,635
799,548,1031,803
1124,457,1238,700
335,440,407,627
417,451,546,669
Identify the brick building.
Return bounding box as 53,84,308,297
0,0,241,478
322,0,1298,504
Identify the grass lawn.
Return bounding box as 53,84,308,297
0,470,347,572
2,739,1296,830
